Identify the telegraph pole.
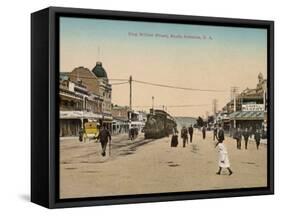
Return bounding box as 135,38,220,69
231,87,239,129
152,96,155,114
129,75,132,110
128,76,133,130
212,99,218,115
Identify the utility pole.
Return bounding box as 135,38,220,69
263,87,267,111
231,87,239,129
152,96,155,114
129,75,132,110
212,99,218,115
128,76,133,131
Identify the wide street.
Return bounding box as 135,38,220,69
60,130,267,199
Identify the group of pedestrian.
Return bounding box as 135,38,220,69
234,127,261,150
170,123,234,176
171,124,194,148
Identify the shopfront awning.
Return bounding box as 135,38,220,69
60,111,102,120
229,111,264,121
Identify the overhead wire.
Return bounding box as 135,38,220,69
63,74,226,92
111,81,129,85
133,79,227,92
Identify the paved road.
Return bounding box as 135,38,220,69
60,130,267,199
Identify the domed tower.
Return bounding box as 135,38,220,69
258,72,264,83
91,61,108,79
256,72,266,95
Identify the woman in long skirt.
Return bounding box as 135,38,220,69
171,129,179,147
216,142,233,175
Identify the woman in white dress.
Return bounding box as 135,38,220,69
215,142,233,175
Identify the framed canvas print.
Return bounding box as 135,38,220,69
31,7,274,208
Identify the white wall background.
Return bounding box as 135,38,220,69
0,0,279,214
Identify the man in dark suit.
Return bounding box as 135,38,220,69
217,124,225,143
181,126,188,147
254,129,261,150
243,128,250,150
213,125,218,141
188,124,194,143
235,127,242,150
202,126,206,140
97,124,111,157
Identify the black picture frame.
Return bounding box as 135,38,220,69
31,6,274,209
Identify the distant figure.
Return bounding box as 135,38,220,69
243,128,250,150
217,124,225,143
215,141,233,176
171,131,179,147
202,126,206,140
254,129,261,150
128,128,132,140
188,124,194,143
249,126,254,138
129,127,138,140
261,128,267,139
213,125,218,141
79,127,84,142
97,124,111,157
134,127,139,138
234,128,242,150
181,126,188,147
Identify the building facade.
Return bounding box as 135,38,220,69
59,78,103,136
59,61,113,136
112,105,130,134
227,73,267,133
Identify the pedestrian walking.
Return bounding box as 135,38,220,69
134,127,139,139
234,127,242,149
97,124,111,157
243,128,250,150
254,129,261,150
213,125,218,141
129,127,137,140
215,141,233,176
79,127,84,142
171,130,179,147
181,126,188,147
128,127,132,140
188,124,194,143
202,126,206,140
217,124,225,143
261,128,267,139
249,126,254,138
